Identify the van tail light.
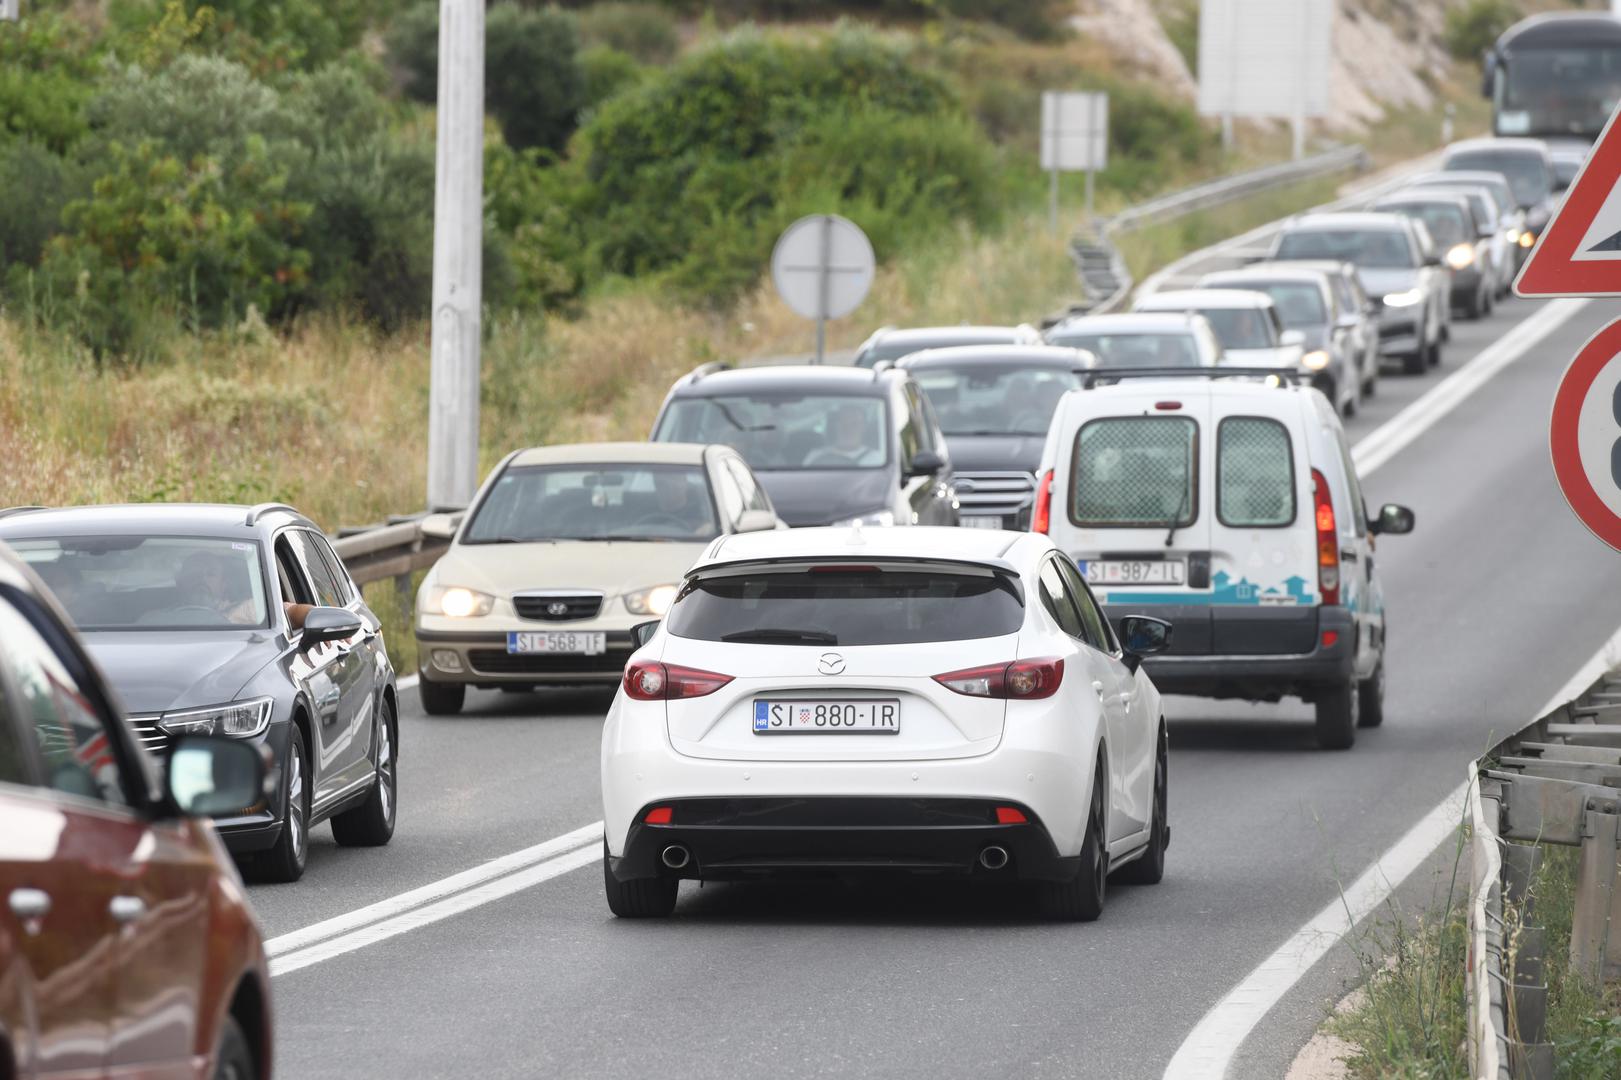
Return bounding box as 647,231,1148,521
623,660,733,701
1311,468,1340,606
934,657,1064,700
1032,470,1054,534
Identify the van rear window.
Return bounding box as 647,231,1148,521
665,568,1024,646
1071,417,1197,528
1217,417,1295,527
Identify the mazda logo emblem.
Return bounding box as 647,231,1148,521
546,601,570,617
818,652,845,675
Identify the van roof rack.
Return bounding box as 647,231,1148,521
244,502,302,526
1080,366,1302,390
0,505,48,520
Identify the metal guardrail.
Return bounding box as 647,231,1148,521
1048,144,1371,324
1468,666,1621,1080
329,510,456,607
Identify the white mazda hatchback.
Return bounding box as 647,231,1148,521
600,526,1173,921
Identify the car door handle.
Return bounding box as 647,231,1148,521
109,895,146,924
1091,680,1106,698
9,887,49,920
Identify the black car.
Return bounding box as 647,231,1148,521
0,502,399,883
851,324,1042,369
897,345,1093,530
649,364,958,527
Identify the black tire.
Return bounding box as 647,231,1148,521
1037,759,1107,921
1115,725,1168,886
332,698,397,847
1315,681,1359,750
1358,660,1386,729
257,723,309,883
213,1015,255,1080
1402,349,1426,375
603,844,678,918
1483,287,1494,316
1426,334,1443,367
419,677,465,716
1362,363,1377,398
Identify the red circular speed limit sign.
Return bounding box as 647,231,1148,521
1551,317,1621,552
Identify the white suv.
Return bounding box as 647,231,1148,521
600,526,1172,921
1033,372,1414,749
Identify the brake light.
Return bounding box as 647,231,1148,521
1032,470,1054,534
1312,468,1340,606
644,806,674,824
1155,401,1182,411
934,657,1064,700
622,660,732,701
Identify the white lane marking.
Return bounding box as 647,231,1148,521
1353,298,1591,476
397,673,419,692
270,841,604,978
1162,620,1621,1080
263,821,603,958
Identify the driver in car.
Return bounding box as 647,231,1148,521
178,552,313,630
806,404,877,468
651,471,712,537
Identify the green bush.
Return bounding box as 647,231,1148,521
0,9,102,150
107,0,378,72
1444,0,1520,63
0,141,84,268
85,54,295,167
389,1,586,154
576,2,679,63
580,45,645,110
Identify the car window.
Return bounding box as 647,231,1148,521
1217,417,1296,528
0,592,130,808
7,535,271,630
724,458,771,514
1332,426,1368,535
1384,202,1469,247
1071,416,1198,528
1224,282,1328,328
310,534,356,605
898,390,921,466
465,463,721,543
656,394,891,471
0,671,33,787
1329,275,1357,317
1446,150,1550,207
1055,558,1114,652
1037,558,1087,640
287,530,346,608
1275,229,1417,269
913,364,1084,437
276,535,315,607
1051,332,1203,368
666,566,1025,646
711,465,745,528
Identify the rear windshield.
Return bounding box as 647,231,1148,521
912,364,1084,437
1049,332,1202,368
1446,151,1550,208
1220,282,1328,328
1383,202,1469,247
1071,416,1198,528
655,394,890,472
665,567,1024,646
857,335,1009,368
8,535,270,630
1217,417,1296,527
1196,308,1276,350
1275,228,1416,269
464,463,719,543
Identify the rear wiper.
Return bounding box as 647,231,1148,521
1164,480,1192,548
720,628,838,645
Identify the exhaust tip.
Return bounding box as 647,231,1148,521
660,844,691,870
978,845,1009,871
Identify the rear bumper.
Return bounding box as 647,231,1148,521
609,797,1078,883
416,628,637,685
1106,604,1356,701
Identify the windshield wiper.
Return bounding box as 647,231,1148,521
1164,479,1192,548
720,628,838,645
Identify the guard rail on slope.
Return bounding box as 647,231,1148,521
1467,666,1621,1080
329,510,457,606
1051,144,1371,323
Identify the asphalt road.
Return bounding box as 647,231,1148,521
244,292,1621,1079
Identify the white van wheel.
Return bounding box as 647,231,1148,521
1314,681,1358,750
1358,661,1386,729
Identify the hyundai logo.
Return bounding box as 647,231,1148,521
817,652,846,675
956,478,977,493
546,601,570,617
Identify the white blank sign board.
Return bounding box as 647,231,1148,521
1197,0,1332,119
770,214,875,322
1041,92,1108,172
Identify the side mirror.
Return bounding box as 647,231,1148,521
1480,49,1497,97
420,512,462,541
1335,313,1362,330
301,606,362,646
1370,503,1415,536
632,620,661,649
1118,615,1173,672
734,509,778,533
165,736,270,817
907,449,945,478
1425,254,1444,268
1280,329,1306,348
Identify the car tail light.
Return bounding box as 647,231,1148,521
1032,470,1054,534
995,806,1028,824
1312,468,1340,606
644,806,674,824
933,657,1063,700
623,660,732,701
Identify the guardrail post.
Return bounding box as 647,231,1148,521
394,572,413,617
1571,800,1621,987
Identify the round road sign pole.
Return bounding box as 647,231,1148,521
770,214,876,365
816,216,831,365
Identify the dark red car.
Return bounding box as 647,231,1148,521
0,546,273,1079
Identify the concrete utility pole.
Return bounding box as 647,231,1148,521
426,0,485,510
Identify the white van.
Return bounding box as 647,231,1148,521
1033,372,1414,748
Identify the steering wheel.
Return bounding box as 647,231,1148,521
1010,410,1048,434
632,513,690,531
169,605,231,624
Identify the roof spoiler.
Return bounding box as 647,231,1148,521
244,502,302,526
1079,366,1302,389
0,505,48,520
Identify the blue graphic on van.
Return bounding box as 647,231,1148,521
1106,570,1316,607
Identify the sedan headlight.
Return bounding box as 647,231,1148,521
421,585,495,618
1504,226,1522,244
1519,230,1536,248
1445,243,1475,270
624,584,679,616
1382,289,1424,308
157,697,273,739
835,509,897,527
1301,349,1332,371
